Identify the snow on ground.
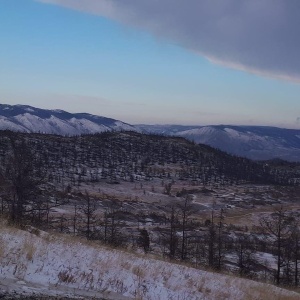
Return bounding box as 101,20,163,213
113,121,139,132
0,224,299,300
69,118,110,134
0,107,137,136
0,116,29,132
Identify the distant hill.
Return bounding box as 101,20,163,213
0,104,137,135
0,130,298,187
137,124,300,162
1,104,299,161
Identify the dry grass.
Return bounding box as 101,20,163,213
58,270,76,284
241,284,300,300
0,215,299,300
225,203,300,226
0,236,4,259
24,236,36,261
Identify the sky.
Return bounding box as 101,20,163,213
0,0,300,128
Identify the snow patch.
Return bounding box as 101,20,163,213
24,108,35,112
0,107,138,136
0,227,298,300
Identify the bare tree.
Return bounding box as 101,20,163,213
102,200,124,246
216,209,226,270
80,190,97,239
160,206,179,259
291,226,300,286
177,196,195,260
233,233,256,276
260,206,292,285
2,137,45,223
206,210,217,268
138,228,150,253
285,217,300,286
73,203,78,236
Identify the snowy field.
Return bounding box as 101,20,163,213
0,223,299,300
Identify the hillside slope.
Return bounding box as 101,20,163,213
0,130,298,187
0,223,299,300
138,125,300,162
0,104,137,135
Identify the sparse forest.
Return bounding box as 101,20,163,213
0,130,299,288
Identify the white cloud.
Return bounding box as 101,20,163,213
36,0,300,83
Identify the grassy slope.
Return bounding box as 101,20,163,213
0,222,299,300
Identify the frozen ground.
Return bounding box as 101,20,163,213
0,223,299,300
62,180,300,227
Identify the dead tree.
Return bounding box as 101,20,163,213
206,209,217,268
233,233,256,276
260,206,292,285
2,137,45,223
138,228,150,253
102,200,123,246
177,196,195,260
216,209,226,270
285,218,300,287
80,190,97,239
291,226,300,286
160,206,179,259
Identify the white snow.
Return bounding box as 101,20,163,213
176,127,220,144
113,121,137,132
224,128,266,143
177,126,217,137
69,117,111,134
0,225,298,299
24,108,35,112
0,113,138,136
174,126,300,161
0,116,29,132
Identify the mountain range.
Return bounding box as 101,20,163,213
138,124,300,162
0,104,299,162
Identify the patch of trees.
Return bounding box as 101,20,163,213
260,207,300,286
154,203,299,287
0,135,63,225
0,131,298,190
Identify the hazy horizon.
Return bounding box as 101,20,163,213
2,102,300,130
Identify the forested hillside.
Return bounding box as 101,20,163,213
0,130,300,292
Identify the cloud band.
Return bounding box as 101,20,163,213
36,0,300,83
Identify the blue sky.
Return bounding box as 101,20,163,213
0,0,300,128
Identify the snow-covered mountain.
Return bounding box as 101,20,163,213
0,104,137,135
1,104,300,161
138,124,300,162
